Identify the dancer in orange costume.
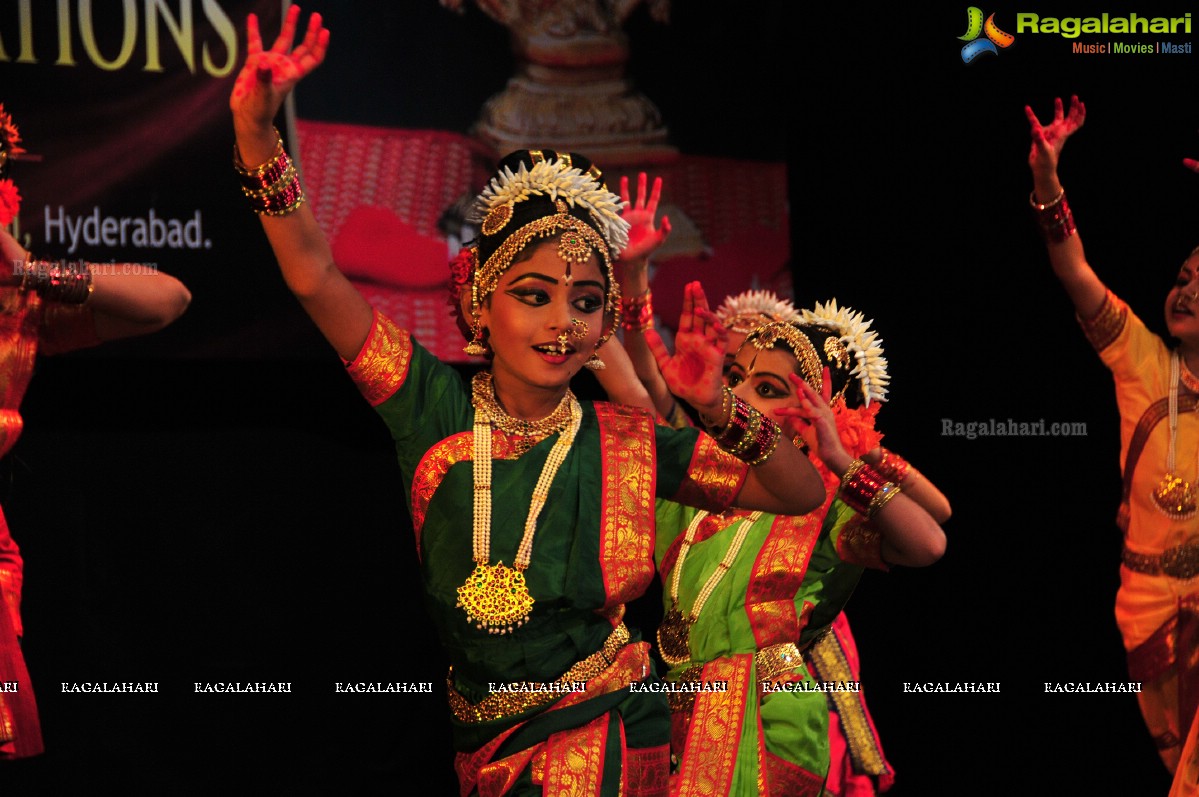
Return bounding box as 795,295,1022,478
0,105,191,759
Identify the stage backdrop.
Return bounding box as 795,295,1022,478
0,0,325,360
1,1,790,364
0,4,797,795
4,4,1198,797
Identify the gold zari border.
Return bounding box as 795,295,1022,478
806,632,887,777
1077,290,1127,353
666,641,803,714
346,311,412,406
672,434,746,511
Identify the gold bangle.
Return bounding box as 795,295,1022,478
840,458,867,485
701,386,733,432
234,128,286,177
1029,188,1064,211
867,481,902,518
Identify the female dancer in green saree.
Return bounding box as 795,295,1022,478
605,176,947,795
227,8,825,795
649,321,945,796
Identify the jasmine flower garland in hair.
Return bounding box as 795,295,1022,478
473,160,630,255
800,299,889,406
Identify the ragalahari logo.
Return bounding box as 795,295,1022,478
959,7,1015,62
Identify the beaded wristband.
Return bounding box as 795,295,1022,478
234,128,306,217
700,386,733,433
713,391,752,445
838,459,899,519
241,157,296,199
252,178,305,216
840,458,867,485
21,259,93,304
1029,188,1076,244
729,408,763,457
707,393,782,464
743,414,782,465
233,128,285,182
874,448,911,484
621,290,654,332
868,481,902,516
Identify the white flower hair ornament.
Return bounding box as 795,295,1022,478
715,289,802,333
460,150,628,369
799,299,889,406
473,159,629,256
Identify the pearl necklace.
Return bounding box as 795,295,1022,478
456,373,582,634
656,509,762,666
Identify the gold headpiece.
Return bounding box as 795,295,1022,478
747,322,829,397
461,151,630,355
471,199,616,315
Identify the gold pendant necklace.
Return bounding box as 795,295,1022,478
657,509,762,667
471,371,574,454
456,373,581,633
1152,352,1199,519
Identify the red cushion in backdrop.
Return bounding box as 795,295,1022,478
332,206,448,289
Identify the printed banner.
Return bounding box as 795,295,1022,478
0,0,303,358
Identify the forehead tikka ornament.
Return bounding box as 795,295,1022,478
474,209,615,307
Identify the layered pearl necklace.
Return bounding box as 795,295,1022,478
457,372,582,634
657,509,762,666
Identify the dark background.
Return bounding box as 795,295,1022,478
1,1,1197,794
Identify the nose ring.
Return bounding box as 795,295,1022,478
569,319,589,340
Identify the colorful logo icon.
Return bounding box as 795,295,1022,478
959,7,1015,62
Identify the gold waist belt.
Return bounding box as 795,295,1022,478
447,622,631,724
667,641,804,713
1122,542,1199,580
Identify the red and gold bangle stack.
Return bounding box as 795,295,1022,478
1030,188,1075,244
621,289,653,332
838,459,901,519
709,387,782,465
873,447,911,484
235,128,305,216
20,258,93,304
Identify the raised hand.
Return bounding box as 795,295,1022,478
230,6,329,141
645,281,727,418
774,369,851,473
1025,95,1085,179
618,172,672,266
